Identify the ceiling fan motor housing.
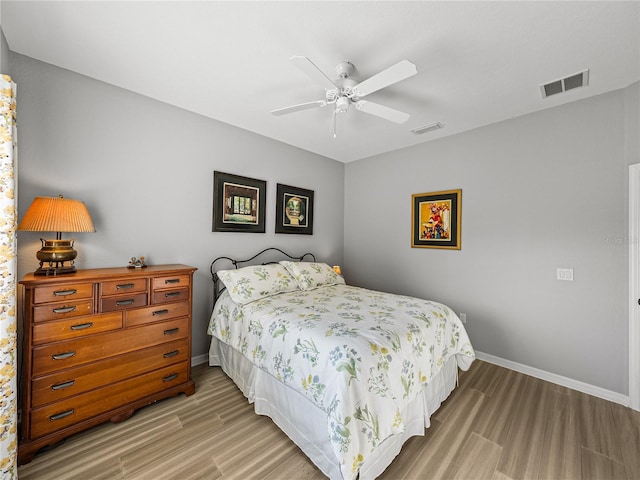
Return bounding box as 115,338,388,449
326,77,357,103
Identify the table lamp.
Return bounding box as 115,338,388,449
18,195,96,276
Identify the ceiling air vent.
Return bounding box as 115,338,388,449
540,69,589,99
411,122,444,135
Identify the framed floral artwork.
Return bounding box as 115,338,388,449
411,189,461,249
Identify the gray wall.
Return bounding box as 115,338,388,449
0,29,9,74
344,82,639,395
11,53,345,359
625,82,640,166
10,47,639,396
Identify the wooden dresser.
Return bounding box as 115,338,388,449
18,264,197,464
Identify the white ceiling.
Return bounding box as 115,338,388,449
2,1,639,163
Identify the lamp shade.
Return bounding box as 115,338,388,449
18,196,95,233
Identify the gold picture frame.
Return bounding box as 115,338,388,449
411,189,461,249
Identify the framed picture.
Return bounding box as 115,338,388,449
411,189,461,249
275,183,314,235
213,171,266,233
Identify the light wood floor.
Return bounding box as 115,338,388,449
18,360,640,480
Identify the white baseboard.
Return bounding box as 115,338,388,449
191,354,209,367
475,351,630,407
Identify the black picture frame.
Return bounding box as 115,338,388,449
275,183,314,235
411,189,461,249
213,171,266,233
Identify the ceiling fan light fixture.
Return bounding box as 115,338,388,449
335,96,350,114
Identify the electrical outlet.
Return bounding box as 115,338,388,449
459,313,467,323
557,268,574,281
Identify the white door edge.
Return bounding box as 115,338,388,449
629,163,639,411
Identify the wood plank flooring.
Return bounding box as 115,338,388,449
18,360,640,479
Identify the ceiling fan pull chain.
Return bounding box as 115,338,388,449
331,109,337,139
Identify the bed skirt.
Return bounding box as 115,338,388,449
209,337,458,480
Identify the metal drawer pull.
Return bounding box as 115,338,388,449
70,322,93,331
163,350,179,358
162,373,178,382
50,409,74,421
164,279,180,284
115,299,135,306
163,328,179,335
52,351,76,360
53,289,77,297
116,283,135,290
152,309,169,316
51,380,76,391
52,305,77,314
164,292,181,298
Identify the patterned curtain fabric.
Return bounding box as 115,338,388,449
0,74,18,478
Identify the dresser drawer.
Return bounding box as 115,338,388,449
33,300,94,323
100,293,148,312
33,312,123,345
152,287,189,305
30,363,190,438
31,338,189,407
126,301,190,327
32,317,190,376
33,283,94,305
100,278,148,296
152,274,191,291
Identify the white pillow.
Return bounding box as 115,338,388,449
217,263,299,305
280,261,345,291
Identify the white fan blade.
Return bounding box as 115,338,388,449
271,100,327,116
290,56,337,90
352,60,417,98
355,100,410,124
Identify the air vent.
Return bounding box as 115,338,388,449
540,69,589,99
411,122,444,135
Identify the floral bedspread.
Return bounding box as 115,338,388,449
208,284,475,480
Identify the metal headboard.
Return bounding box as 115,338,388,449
210,247,316,303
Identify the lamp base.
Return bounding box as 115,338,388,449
34,239,78,276
34,264,77,276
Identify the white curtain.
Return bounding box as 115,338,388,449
0,74,18,478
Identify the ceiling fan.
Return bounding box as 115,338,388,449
271,56,418,137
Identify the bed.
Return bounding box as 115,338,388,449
207,248,475,480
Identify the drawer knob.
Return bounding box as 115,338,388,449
70,322,93,331
51,380,76,391
50,409,74,421
164,292,181,298
116,283,135,290
163,350,179,358
52,305,77,315
53,289,77,297
165,279,180,284
162,373,179,382
51,351,76,361
115,299,135,306
163,328,179,335
152,309,169,316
